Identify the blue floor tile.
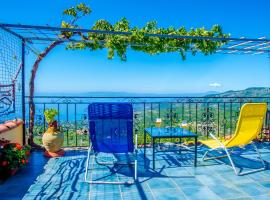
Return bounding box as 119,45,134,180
147,177,176,190
1,145,270,200
122,190,155,200
220,172,254,184
228,197,253,200
172,177,203,188
151,188,187,200
195,174,229,186
181,186,221,200
208,184,249,199
163,166,192,177
247,171,270,181
90,192,122,200
235,182,270,196
252,194,270,200
120,180,149,193
258,180,270,188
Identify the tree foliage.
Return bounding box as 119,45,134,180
28,3,230,147
61,3,229,61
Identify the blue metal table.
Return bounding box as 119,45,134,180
144,127,198,169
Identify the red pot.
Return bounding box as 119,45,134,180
0,167,18,180
8,168,18,176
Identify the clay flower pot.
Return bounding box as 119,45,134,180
42,124,64,157
0,168,18,180
8,168,18,176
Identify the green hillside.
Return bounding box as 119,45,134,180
207,87,270,98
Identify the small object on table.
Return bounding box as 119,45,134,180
180,120,189,129
155,118,162,128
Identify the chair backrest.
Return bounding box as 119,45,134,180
88,102,133,153
225,103,267,148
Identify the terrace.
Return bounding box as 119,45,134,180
1,5,270,200
1,143,270,200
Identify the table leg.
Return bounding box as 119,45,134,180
144,130,146,159
179,137,182,154
152,137,155,170
194,137,197,167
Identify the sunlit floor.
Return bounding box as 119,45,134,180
1,143,270,200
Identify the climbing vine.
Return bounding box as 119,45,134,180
62,4,229,61
28,3,229,147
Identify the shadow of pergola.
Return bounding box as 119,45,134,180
19,143,270,199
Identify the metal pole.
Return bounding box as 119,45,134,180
1,23,270,43
22,39,26,145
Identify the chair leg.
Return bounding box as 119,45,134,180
223,147,239,175
84,145,136,185
202,144,267,176
134,156,138,181
134,129,138,181
84,144,92,182
202,149,228,161
236,143,266,176
202,147,239,175
253,143,266,169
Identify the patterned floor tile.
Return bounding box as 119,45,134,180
181,186,221,200
234,182,270,196
0,146,270,200
151,188,187,200
208,184,249,199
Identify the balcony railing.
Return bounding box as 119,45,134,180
25,96,270,147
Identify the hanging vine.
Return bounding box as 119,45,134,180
28,3,229,147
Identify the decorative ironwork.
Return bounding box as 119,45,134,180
33,112,44,138
199,107,215,137
52,97,83,104
25,96,270,147
0,84,15,116
162,107,179,127
0,27,23,122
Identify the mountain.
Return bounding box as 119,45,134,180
33,87,269,98
83,91,220,97
34,91,220,97
206,87,270,97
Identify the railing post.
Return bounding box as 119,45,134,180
22,38,26,145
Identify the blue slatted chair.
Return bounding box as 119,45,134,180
85,102,138,184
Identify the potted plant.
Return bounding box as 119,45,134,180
42,108,64,157
0,139,31,180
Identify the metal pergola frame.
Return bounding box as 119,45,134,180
1,23,270,55
0,23,269,145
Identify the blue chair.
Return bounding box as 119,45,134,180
85,103,138,184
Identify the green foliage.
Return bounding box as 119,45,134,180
61,3,91,39
63,3,91,17
76,3,91,15
60,3,229,61
0,141,31,170
44,108,58,124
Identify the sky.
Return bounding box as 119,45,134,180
0,0,270,94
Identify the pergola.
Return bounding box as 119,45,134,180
1,23,270,54
0,23,270,145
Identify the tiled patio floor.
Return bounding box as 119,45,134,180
1,143,270,200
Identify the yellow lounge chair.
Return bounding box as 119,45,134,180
201,103,267,176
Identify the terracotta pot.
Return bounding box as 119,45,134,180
0,168,18,180
8,168,18,176
42,127,64,153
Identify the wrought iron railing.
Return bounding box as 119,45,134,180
25,96,270,147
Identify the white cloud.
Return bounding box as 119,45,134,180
209,82,222,88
